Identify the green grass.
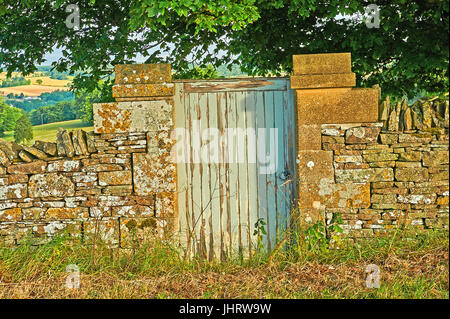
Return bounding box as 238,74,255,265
0,229,448,299
2,119,93,145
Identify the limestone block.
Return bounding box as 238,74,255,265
398,151,422,162
47,160,81,172
93,100,173,134
33,221,82,238
293,53,352,75
290,73,355,89
0,139,22,161
22,207,45,220
56,129,75,157
98,170,132,186
29,173,75,197
112,83,174,98
22,146,48,160
45,207,89,220
100,185,131,195
84,218,119,245
7,161,47,174
33,140,57,156
86,132,97,153
296,150,334,183
335,168,394,183
345,126,381,144
423,151,449,167
298,179,370,209
362,152,399,162
397,194,437,205
395,167,429,182
114,64,171,84
0,148,11,166
133,152,176,195
72,130,89,156
18,151,33,163
298,125,322,150
120,217,169,247
0,184,27,200
296,88,378,125
112,205,155,218
0,208,22,221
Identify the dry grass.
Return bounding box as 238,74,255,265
0,85,70,97
0,229,448,299
0,72,71,87
28,76,72,87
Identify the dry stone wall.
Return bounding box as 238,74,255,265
0,64,176,247
1,53,448,249
292,53,449,238
319,122,449,237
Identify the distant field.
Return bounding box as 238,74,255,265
0,72,72,87
29,76,72,87
2,119,93,145
0,85,70,97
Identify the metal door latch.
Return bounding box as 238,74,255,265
278,170,291,180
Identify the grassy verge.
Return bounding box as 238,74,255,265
2,119,93,144
0,228,448,299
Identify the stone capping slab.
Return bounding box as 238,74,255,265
93,100,173,134
293,53,352,75
114,64,172,84
290,73,356,89
112,83,175,99
296,88,379,125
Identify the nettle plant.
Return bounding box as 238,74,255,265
305,213,344,252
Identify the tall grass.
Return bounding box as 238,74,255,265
0,228,448,299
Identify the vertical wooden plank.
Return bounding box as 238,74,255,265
274,90,286,242
184,90,195,256
226,91,241,254
287,87,297,220
206,92,222,259
283,87,295,229
197,92,213,259
280,88,291,234
189,92,205,257
217,92,230,259
264,91,277,251
255,91,269,249
236,91,250,256
245,92,258,255
174,83,188,250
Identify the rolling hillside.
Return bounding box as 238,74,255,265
1,119,93,145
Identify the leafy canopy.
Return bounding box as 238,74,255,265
0,0,448,98
13,113,33,144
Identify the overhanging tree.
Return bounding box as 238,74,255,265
0,0,448,98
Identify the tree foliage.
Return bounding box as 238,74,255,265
13,113,33,143
0,76,31,87
0,98,23,136
29,100,79,125
0,0,448,98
